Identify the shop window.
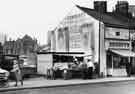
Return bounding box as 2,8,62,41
107,55,126,69
113,57,127,68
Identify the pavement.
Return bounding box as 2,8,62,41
0,76,135,92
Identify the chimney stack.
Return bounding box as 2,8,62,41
115,1,129,16
94,1,107,13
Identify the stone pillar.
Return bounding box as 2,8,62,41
99,23,107,77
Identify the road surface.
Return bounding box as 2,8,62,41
1,81,135,94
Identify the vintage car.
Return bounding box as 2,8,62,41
0,68,9,80
0,55,19,80
0,68,9,87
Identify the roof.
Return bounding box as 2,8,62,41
77,5,135,29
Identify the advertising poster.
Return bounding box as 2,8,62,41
57,28,66,52
81,23,94,54
64,27,69,51
82,27,89,50
50,30,56,51
69,26,82,52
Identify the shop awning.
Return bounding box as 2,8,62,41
111,50,135,57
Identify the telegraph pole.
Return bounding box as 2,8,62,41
128,18,131,63
98,7,101,77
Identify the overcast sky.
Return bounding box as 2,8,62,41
0,0,135,45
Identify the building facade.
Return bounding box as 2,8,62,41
3,35,38,55
48,1,135,77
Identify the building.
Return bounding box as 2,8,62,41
3,35,38,67
3,40,16,55
48,1,135,77
3,35,38,55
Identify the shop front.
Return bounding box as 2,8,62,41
107,49,135,77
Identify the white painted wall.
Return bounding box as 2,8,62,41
105,27,129,39
99,23,107,76
49,6,107,76
91,19,107,76
37,54,53,75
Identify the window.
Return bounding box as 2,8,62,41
109,42,129,49
116,32,120,36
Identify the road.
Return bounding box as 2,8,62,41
1,81,135,94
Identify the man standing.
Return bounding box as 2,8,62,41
126,60,132,77
87,59,95,79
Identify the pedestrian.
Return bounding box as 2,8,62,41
126,60,131,77
74,57,78,65
79,61,87,79
94,62,99,78
11,59,23,86
87,59,95,79
18,59,23,85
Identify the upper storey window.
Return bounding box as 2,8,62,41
116,32,120,36
105,27,129,40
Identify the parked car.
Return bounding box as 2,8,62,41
0,68,9,80
0,68,9,87
0,55,20,80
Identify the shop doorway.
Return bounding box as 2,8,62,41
106,50,135,76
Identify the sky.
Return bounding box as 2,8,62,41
0,0,135,45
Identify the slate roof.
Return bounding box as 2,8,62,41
77,5,135,29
